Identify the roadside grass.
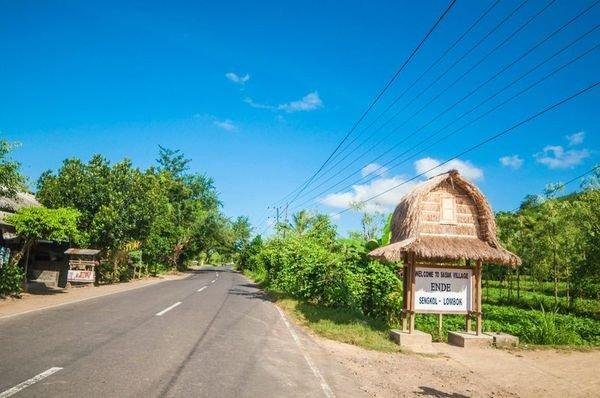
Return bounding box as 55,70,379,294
243,269,400,352
277,298,401,352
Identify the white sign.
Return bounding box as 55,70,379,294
413,266,472,314
67,270,95,283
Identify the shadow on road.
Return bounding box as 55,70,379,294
415,386,469,398
25,284,68,296
228,286,271,302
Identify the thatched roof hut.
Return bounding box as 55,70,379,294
369,170,520,266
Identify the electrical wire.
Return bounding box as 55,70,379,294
333,80,599,215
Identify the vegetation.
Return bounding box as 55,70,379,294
1,136,599,349
35,146,251,282
241,171,600,349
0,141,250,292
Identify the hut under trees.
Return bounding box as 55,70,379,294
0,192,70,288
369,170,521,340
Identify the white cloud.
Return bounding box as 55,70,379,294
414,157,483,181
225,72,250,84
320,175,418,213
243,97,274,110
567,131,585,146
499,155,523,170
244,91,323,113
213,119,238,132
278,92,323,112
320,157,483,215
534,145,590,169
361,163,388,177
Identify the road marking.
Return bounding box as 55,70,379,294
210,279,216,284
197,286,207,292
0,367,63,398
0,275,189,320
155,302,181,316
216,272,219,278
275,306,335,398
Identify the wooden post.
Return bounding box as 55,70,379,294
465,260,472,333
409,253,416,333
401,262,408,332
465,313,472,333
438,313,443,337
22,245,31,292
476,260,483,335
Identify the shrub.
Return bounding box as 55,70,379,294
361,261,402,322
0,264,24,296
258,235,366,309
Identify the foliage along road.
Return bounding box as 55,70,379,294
0,268,361,397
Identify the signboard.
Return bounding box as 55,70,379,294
67,270,95,283
414,266,472,314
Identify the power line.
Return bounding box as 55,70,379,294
333,80,599,215
289,13,599,209
291,38,598,212
509,164,600,212
344,41,599,195
293,0,521,197
313,0,502,178
275,0,458,207
287,0,543,206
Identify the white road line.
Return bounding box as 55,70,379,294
197,286,207,292
275,306,335,398
210,279,216,284
0,367,63,398
0,275,187,320
155,302,181,316
216,272,219,278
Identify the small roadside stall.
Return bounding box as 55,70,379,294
369,170,521,348
65,248,100,285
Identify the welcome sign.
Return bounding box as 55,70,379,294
413,266,472,314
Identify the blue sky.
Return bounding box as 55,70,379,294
1,0,598,235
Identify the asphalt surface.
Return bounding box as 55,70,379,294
0,268,353,397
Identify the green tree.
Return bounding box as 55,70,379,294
0,140,27,198
6,207,82,267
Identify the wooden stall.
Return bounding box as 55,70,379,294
65,248,100,284
369,170,521,336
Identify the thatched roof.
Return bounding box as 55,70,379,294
369,170,521,266
0,192,41,227
0,191,40,213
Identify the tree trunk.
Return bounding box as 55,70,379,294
9,239,33,268
516,265,521,301
553,245,558,306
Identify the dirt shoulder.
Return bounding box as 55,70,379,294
0,272,188,319
299,320,600,397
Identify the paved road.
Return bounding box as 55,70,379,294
0,268,357,397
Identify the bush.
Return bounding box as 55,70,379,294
258,236,365,309
361,261,402,322
252,226,402,319
0,264,24,296
148,263,168,276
